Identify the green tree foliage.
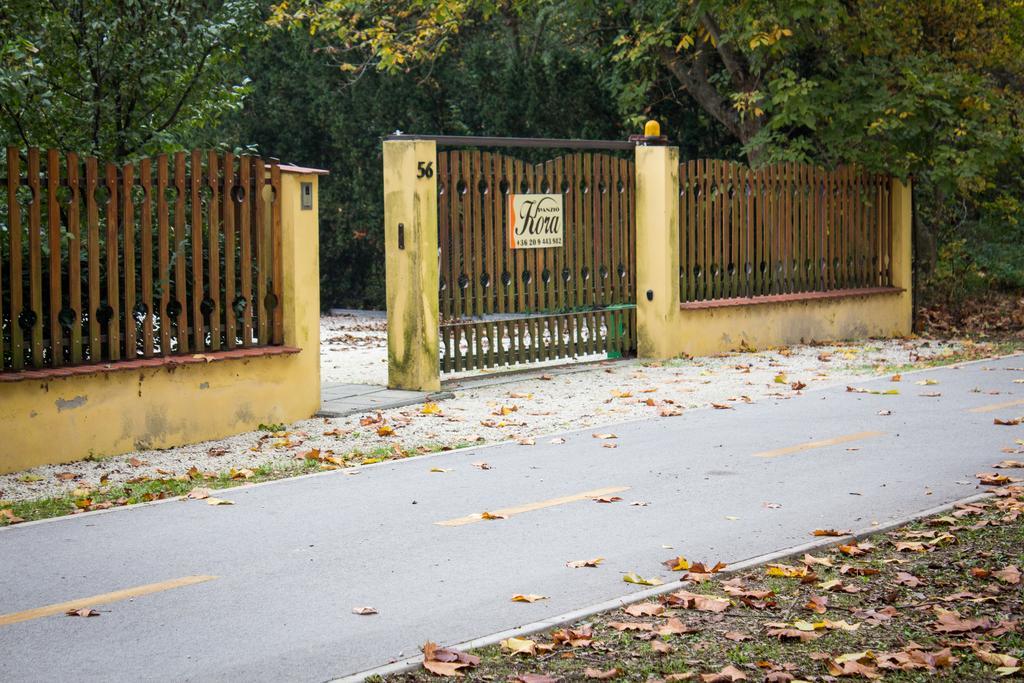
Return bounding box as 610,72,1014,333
233,7,626,307
271,0,1024,302
0,0,264,159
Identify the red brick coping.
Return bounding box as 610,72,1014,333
0,346,300,383
679,286,903,311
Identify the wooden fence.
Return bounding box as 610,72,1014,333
678,160,893,302
0,148,283,372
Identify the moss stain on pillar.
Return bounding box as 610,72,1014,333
384,140,440,392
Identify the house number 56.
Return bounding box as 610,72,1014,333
417,161,434,179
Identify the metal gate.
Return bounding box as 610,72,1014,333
434,139,636,373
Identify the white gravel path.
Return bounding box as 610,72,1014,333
0,311,974,505
320,312,388,385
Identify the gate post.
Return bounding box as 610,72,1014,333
384,139,441,392
635,144,681,359
890,177,914,335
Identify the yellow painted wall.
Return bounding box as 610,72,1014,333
671,292,908,358
635,147,913,359
0,172,321,474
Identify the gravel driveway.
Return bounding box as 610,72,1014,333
0,312,972,503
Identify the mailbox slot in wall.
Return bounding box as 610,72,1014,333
300,182,313,210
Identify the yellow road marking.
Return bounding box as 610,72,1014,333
968,399,1024,414
753,431,885,459
435,486,631,527
0,575,218,627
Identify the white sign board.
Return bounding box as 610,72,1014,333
507,193,563,249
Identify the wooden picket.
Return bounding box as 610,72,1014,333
679,160,893,302
0,147,283,372
437,150,636,373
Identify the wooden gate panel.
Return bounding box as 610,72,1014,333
438,150,635,373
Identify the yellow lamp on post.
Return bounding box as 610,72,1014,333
630,119,667,146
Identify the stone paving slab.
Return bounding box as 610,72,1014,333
318,383,452,418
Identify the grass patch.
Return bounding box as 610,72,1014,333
0,437,494,526
389,484,1024,682
0,460,324,525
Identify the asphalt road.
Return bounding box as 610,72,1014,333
2,354,1023,682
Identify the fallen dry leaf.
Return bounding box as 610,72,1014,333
826,659,880,679
186,487,211,500
584,668,619,680
593,496,622,503
723,631,752,642
839,565,880,576
993,565,1021,585
839,541,875,556
973,648,1019,668
700,664,747,682
805,595,829,614
567,557,604,569
624,602,664,617
65,608,100,617
607,621,653,632
978,472,1018,485
511,594,547,603
665,590,730,613
993,460,1024,468
512,675,558,683
622,572,663,586
552,626,593,648
501,637,538,656
895,571,926,587
422,641,479,677
812,528,851,537
592,433,617,440
1,509,25,524
651,640,673,654
351,606,378,615
766,563,811,579
480,511,507,520
205,497,234,506
766,628,821,642
932,610,994,634
658,617,698,636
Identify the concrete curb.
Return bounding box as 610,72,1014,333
329,491,995,682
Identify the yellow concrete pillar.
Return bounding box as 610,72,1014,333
889,178,913,335
279,169,323,415
635,145,681,359
384,140,440,391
